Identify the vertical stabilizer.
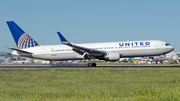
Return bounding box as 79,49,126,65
7,21,40,49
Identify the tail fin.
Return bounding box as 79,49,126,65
6,21,40,49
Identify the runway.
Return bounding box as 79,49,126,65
0,64,180,68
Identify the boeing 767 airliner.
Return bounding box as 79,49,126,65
7,21,174,67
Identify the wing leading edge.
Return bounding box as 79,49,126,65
57,32,106,58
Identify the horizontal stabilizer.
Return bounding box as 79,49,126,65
9,48,33,54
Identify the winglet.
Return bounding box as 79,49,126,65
57,32,69,44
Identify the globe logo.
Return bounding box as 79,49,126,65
18,33,40,49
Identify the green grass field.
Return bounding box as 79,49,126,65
0,68,180,101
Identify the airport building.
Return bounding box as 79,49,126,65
0,52,12,57
153,52,180,60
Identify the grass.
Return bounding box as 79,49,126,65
0,68,180,100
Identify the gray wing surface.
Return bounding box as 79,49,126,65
57,32,106,57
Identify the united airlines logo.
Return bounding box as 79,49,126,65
119,42,150,48
18,33,40,49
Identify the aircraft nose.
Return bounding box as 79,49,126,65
170,46,174,51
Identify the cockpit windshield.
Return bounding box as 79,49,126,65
165,43,170,46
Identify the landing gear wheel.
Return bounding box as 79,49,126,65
87,63,97,67
92,63,96,67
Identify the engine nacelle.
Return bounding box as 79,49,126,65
104,52,120,61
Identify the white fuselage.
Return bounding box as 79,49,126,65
12,40,174,61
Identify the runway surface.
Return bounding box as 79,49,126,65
0,64,180,68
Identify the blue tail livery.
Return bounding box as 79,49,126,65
6,21,40,49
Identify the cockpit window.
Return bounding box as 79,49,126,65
165,43,170,46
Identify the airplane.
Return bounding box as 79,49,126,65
6,21,174,67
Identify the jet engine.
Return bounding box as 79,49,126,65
104,52,120,61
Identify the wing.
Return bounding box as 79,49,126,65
57,32,107,58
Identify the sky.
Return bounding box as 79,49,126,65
0,0,180,52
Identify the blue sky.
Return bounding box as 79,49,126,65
0,0,180,52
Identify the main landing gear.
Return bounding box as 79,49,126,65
84,54,97,67
87,62,97,67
